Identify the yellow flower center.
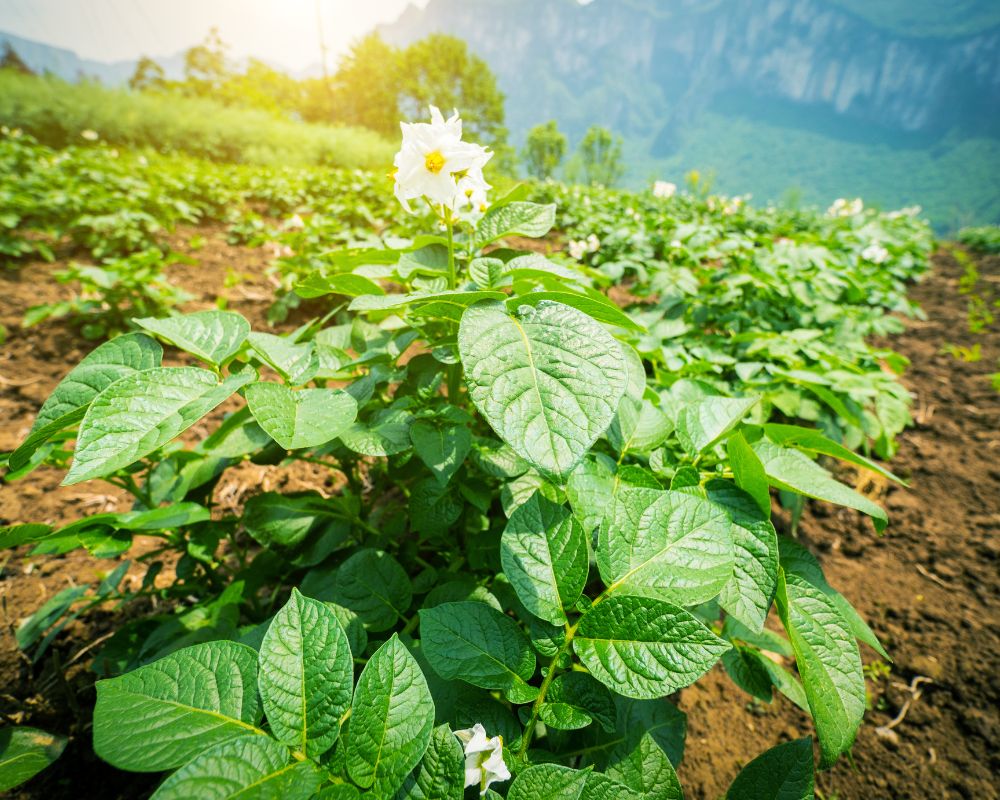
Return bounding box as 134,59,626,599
424,150,446,174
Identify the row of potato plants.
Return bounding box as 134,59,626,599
0,110,931,797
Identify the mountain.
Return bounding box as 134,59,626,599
381,0,1000,230
0,31,187,84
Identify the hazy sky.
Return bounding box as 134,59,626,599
0,0,430,71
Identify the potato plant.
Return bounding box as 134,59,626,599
0,110,923,798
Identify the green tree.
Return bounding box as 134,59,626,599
323,34,402,133
128,56,165,91
398,34,507,149
183,27,229,93
576,125,624,187
522,120,567,179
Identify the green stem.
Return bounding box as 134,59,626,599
445,213,456,290
517,620,579,758
445,211,462,402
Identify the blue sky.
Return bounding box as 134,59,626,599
0,0,429,71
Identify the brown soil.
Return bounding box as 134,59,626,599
1,238,998,799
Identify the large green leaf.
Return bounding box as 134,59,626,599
65,367,252,485
295,272,386,299
459,300,627,477
258,589,353,758
410,420,471,486
508,291,644,332
396,724,465,800
776,573,864,767
420,601,537,703
726,431,771,515
605,731,683,800
0,726,67,792
726,737,814,800
247,332,318,385
708,480,779,632
475,202,556,247
347,635,434,798
243,493,333,549
150,734,322,800
778,536,888,658
752,440,888,532
573,595,730,699
135,310,250,367
93,641,264,771
675,395,759,455
11,332,162,471
245,382,358,450
330,549,412,631
565,455,616,535
340,406,414,456
762,423,904,484
500,491,589,625
597,487,735,606
507,764,642,800
542,672,616,732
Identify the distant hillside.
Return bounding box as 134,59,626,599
381,0,1000,230
0,31,186,84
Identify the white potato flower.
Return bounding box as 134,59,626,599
392,105,492,214
454,723,510,795
653,180,677,198
862,243,890,263
828,197,864,217
80,129,99,141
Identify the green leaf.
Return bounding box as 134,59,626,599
597,487,735,606
331,549,412,631
409,478,462,533
543,672,616,732
727,432,771,516
420,601,537,703
65,367,252,485
500,491,589,625
459,300,627,477
347,635,434,798
573,595,730,699
399,723,465,800
93,640,264,772
605,731,683,800
566,455,616,535
351,289,505,314
247,332,318,385
0,726,67,792
676,395,759,455
150,734,322,800
722,645,775,702
11,332,162,471
778,536,888,658
340,406,414,456
258,589,353,758
469,257,508,289
245,382,358,450
475,202,556,247
752,440,888,532
243,493,332,548
508,764,641,800
410,420,471,486
776,572,864,767
508,291,645,332
296,272,386,299
614,697,687,767
762,423,904,484
726,737,815,800
135,311,250,367
708,480,779,632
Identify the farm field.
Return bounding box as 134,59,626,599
0,112,998,800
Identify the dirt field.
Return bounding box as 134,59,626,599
1,230,997,799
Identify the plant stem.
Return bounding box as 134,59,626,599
445,213,456,290
517,620,579,757
445,211,463,402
